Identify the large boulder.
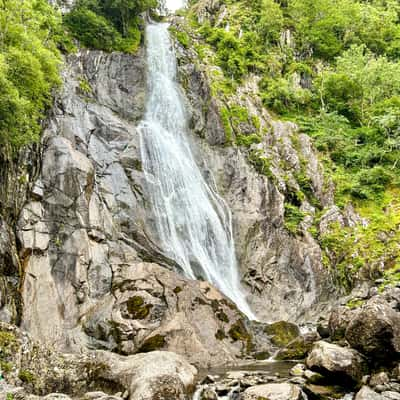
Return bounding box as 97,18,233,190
94,351,197,400
329,305,360,341
306,341,367,384
242,383,303,400
345,297,400,362
276,332,320,360
355,386,382,400
265,321,300,347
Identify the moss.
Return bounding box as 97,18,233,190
0,331,18,358
215,329,226,340
228,320,254,352
253,351,270,360
248,149,273,178
265,321,300,347
173,286,182,294
235,133,262,147
78,77,92,95
216,310,229,323
126,296,153,320
220,107,233,143
0,360,12,373
139,334,166,353
18,369,35,383
275,336,313,360
346,298,365,309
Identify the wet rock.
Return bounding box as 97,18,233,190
265,321,300,347
290,363,306,377
355,386,383,400
345,297,400,362
306,341,367,384
242,382,303,400
303,383,346,399
304,370,324,384
276,332,320,360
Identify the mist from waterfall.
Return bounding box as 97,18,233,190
138,23,256,320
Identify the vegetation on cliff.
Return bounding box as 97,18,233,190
64,0,157,52
179,0,400,290
0,0,63,150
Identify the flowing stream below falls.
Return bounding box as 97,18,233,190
138,22,256,320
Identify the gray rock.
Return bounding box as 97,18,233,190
355,386,382,400
345,297,400,361
306,341,367,384
242,383,303,400
370,372,390,387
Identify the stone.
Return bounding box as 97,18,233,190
345,297,400,361
304,369,324,384
370,372,390,387
290,364,306,377
382,392,400,400
94,350,197,400
303,384,346,399
242,382,303,400
328,306,358,341
276,332,319,360
306,341,367,384
265,321,300,347
355,386,382,400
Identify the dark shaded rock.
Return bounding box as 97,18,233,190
345,297,400,362
328,306,358,341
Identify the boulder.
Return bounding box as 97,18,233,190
306,341,367,384
265,321,300,347
345,297,400,361
242,383,303,400
328,306,358,341
355,386,382,400
370,372,390,387
276,332,319,360
94,350,197,400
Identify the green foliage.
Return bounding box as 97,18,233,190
63,0,157,52
18,369,35,383
0,0,62,149
284,203,307,235
248,149,273,178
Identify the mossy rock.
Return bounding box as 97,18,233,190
253,351,271,360
215,329,226,340
265,321,300,347
126,296,153,320
303,384,345,400
228,320,254,352
139,334,166,353
275,335,314,360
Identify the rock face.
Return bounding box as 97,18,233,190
0,321,196,400
13,48,272,367
306,341,367,384
175,27,337,323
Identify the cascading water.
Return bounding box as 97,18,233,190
138,22,256,320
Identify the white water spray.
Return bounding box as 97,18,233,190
138,23,256,320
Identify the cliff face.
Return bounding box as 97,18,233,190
175,37,338,322
12,48,269,368
2,17,343,362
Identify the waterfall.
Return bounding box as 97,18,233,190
138,22,256,320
